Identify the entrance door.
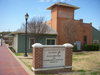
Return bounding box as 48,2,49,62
84,36,87,44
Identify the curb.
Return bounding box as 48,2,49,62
6,44,34,75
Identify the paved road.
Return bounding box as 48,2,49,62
0,44,29,75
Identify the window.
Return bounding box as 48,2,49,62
46,38,56,45
84,36,87,44
29,38,35,49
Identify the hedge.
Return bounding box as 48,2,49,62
73,45,78,52
82,44,100,51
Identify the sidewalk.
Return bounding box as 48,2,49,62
0,44,29,75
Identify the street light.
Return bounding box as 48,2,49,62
0,34,2,46
24,13,29,57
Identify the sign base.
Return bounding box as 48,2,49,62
32,67,72,74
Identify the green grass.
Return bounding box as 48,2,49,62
77,70,86,72
35,72,100,75
36,74,54,75
90,72,99,75
14,53,32,56
15,53,24,56
20,58,32,70
73,52,88,56
72,70,100,75
73,51,100,75
73,57,78,61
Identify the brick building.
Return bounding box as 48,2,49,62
47,2,92,45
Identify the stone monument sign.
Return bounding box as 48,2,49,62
32,43,73,74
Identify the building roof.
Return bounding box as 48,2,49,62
47,2,80,10
4,34,14,38
12,24,57,35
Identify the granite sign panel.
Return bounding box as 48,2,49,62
43,47,65,68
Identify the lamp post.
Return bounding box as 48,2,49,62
1,34,2,46
0,34,3,46
24,13,29,57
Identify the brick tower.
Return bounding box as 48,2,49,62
47,2,92,45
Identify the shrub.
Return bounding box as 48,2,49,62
9,47,15,52
73,45,78,52
82,44,100,51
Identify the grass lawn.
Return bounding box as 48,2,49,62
15,53,32,56
20,58,32,70
72,51,100,73
17,51,100,75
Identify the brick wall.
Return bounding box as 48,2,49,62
49,4,92,45
32,48,43,68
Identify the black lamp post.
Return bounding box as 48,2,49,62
0,34,3,46
24,13,29,57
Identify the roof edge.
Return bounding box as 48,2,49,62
47,2,80,10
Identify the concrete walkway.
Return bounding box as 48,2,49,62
0,44,29,75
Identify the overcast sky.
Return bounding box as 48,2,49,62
0,0,100,32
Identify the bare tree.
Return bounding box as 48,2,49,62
21,17,49,43
62,19,81,44
27,17,49,34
